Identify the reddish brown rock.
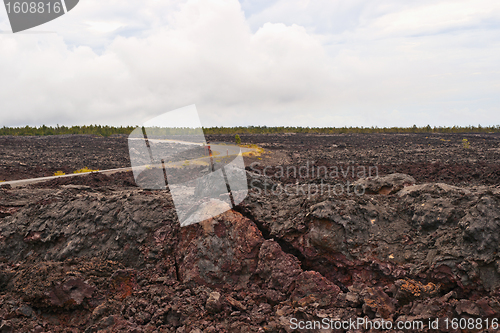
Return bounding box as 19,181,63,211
109,269,137,301
226,296,247,311
12,261,96,309
47,278,96,308
176,209,263,288
290,271,341,307
205,291,222,313
476,297,496,317
362,286,396,319
2,134,500,332
395,279,441,304
256,240,302,293
455,299,480,316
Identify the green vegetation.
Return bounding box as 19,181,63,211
53,168,97,176
203,124,500,135
1,124,500,137
73,167,99,174
462,138,471,149
240,143,259,148
0,125,135,137
235,134,241,144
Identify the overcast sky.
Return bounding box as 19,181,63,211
1,0,499,128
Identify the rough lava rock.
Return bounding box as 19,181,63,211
352,173,416,194
255,240,302,294
2,133,500,332
176,208,264,288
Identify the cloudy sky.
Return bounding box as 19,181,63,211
1,0,499,128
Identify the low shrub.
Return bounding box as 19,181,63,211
73,167,99,174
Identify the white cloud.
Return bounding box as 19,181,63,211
85,21,124,34
371,1,500,36
0,0,499,127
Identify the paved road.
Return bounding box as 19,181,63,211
1,143,256,188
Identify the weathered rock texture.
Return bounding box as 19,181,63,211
1,133,500,332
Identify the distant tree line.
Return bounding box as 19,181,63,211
0,125,136,137
203,125,500,135
1,124,499,137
